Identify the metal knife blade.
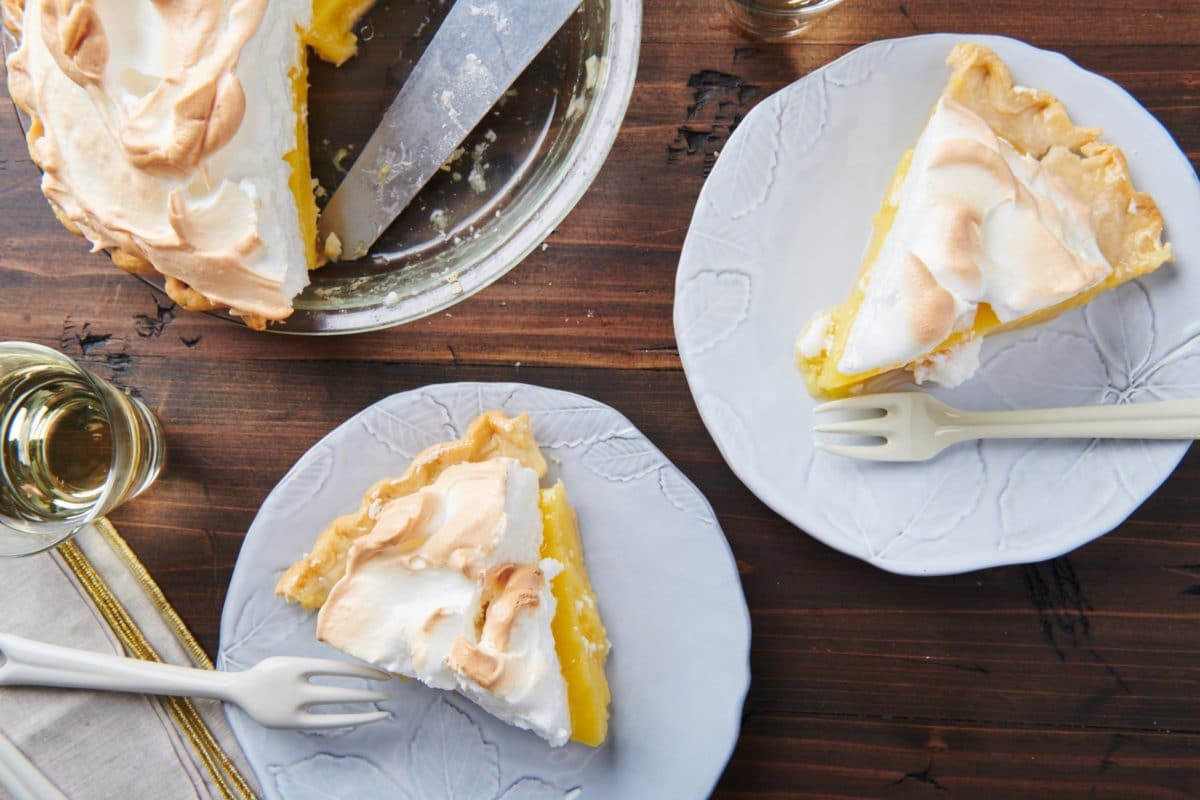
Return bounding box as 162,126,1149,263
318,0,582,260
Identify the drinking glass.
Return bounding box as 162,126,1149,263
0,342,165,556
724,0,848,39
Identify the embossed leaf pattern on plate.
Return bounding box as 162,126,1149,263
1084,281,1156,390
804,452,879,554
995,439,1129,550
497,777,575,800
686,201,763,267
219,589,310,672
583,434,668,482
986,282,1200,548
361,393,456,457
1079,282,1200,403
806,442,986,561
269,753,404,799
722,101,781,220
658,468,716,525
507,385,632,449
435,383,517,436
980,330,1109,410
676,271,752,356
263,444,334,519
777,73,828,162
823,41,895,87
404,698,500,800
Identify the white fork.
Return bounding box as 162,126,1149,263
813,393,1200,462
0,633,392,730
0,730,66,800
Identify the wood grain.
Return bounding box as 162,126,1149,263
1,0,1199,796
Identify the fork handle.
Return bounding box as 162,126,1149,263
944,398,1200,440
0,634,236,701
0,732,67,800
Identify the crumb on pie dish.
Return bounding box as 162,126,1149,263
796,42,1172,398
2,0,372,328
277,411,612,748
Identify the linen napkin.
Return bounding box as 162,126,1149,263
0,520,262,800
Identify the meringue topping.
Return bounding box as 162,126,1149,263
796,42,1172,399
837,97,1111,376
447,563,549,691
316,458,572,747
276,410,549,611
912,335,983,388
7,0,312,319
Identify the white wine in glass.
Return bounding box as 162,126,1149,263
0,342,165,556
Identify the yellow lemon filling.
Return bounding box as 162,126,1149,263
279,412,613,747
540,481,612,747
799,43,1172,400
308,0,378,66
286,39,319,270
284,0,376,271
801,146,1168,399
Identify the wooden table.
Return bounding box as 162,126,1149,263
2,1,1199,796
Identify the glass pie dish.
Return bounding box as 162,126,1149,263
2,0,641,335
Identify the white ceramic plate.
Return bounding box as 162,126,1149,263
218,383,750,799
675,34,1200,575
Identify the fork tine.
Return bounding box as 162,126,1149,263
813,419,887,436
300,661,392,682
813,396,890,414
296,710,391,730
302,686,390,706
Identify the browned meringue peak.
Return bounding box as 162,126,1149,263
40,0,261,175
277,411,548,610
355,461,509,580
902,252,957,352
943,42,1170,279
4,0,350,321
314,461,522,663
837,96,1112,376
447,563,548,692
315,457,571,745
799,42,1173,398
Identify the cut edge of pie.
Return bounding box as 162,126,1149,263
540,479,612,747
798,42,1173,399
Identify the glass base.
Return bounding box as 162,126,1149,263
0,524,79,558
724,0,846,40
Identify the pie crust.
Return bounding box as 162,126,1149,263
799,43,1172,398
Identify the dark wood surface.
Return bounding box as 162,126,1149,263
3,1,1200,796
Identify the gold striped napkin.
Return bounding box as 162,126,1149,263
0,520,261,800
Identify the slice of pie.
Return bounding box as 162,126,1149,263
797,42,1172,398
278,411,612,747
3,0,372,328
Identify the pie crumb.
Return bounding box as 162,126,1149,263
323,232,343,262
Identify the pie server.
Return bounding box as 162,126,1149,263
318,0,583,260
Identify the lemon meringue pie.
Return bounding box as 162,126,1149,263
278,411,613,747
3,0,372,327
797,43,1172,398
